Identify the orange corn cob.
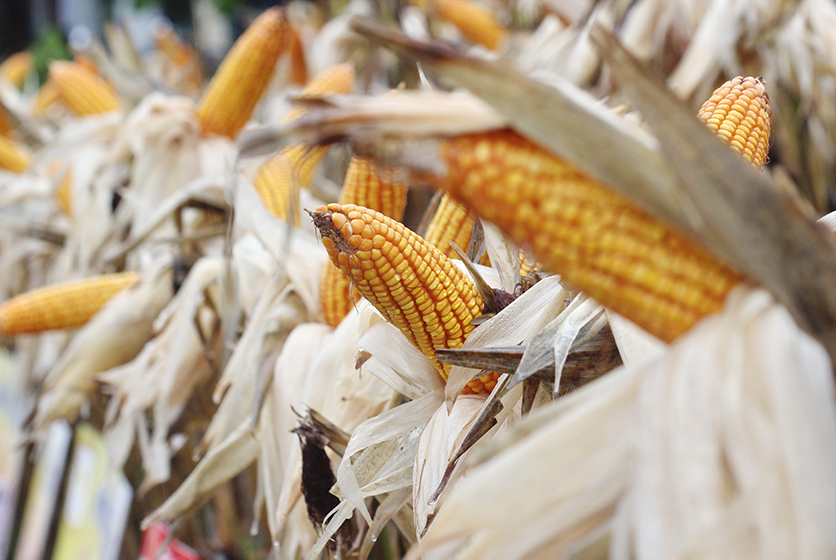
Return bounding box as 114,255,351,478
320,156,409,327
312,204,496,393
0,272,140,336
425,193,480,260
0,135,30,173
1,52,33,87
413,0,507,50
196,7,291,138
253,64,355,218
697,76,771,170
49,61,120,115
436,130,746,341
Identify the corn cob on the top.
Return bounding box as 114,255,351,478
312,203,497,393
49,61,121,116
196,7,291,138
320,156,409,327
0,272,140,336
436,130,746,342
697,76,771,170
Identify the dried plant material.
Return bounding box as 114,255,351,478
30,264,174,434
445,275,567,400
237,91,509,158
141,421,260,530
413,394,487,536
411,287,836,560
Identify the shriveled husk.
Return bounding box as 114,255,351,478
409,287,836,560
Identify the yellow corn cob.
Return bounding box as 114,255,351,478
0,135,30,173
1,52,33,87
32,80,61,115
0,272,140,336
437,131,745,342
196,7,290,138
253,64,355,218
697,76,771,170
312,203,497,393
412,0,507,50
320,156,409,327
425,193,480,260
253,144,328,224
49,61,120,116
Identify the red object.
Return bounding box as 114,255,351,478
139,522,200,560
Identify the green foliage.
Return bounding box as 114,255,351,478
213,0,241,16
32,27,71,84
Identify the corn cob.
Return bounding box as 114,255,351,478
697,76,771,170
412,0,507,50
425,193,480,260
0,135,30,173
1,52,33,87
196,7,290,138
49,61,120,116
253,64,355,218
320,156,409,327
312,203,497,393
0,272,140,336
436,131,745,342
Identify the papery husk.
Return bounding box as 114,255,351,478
413,393,487,536
140,420,261,530
99,256,223,489
258,322,333,539
446,275,568,401
30,263,174,435
409,286,836,560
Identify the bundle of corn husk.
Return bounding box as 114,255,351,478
2,0,836,558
